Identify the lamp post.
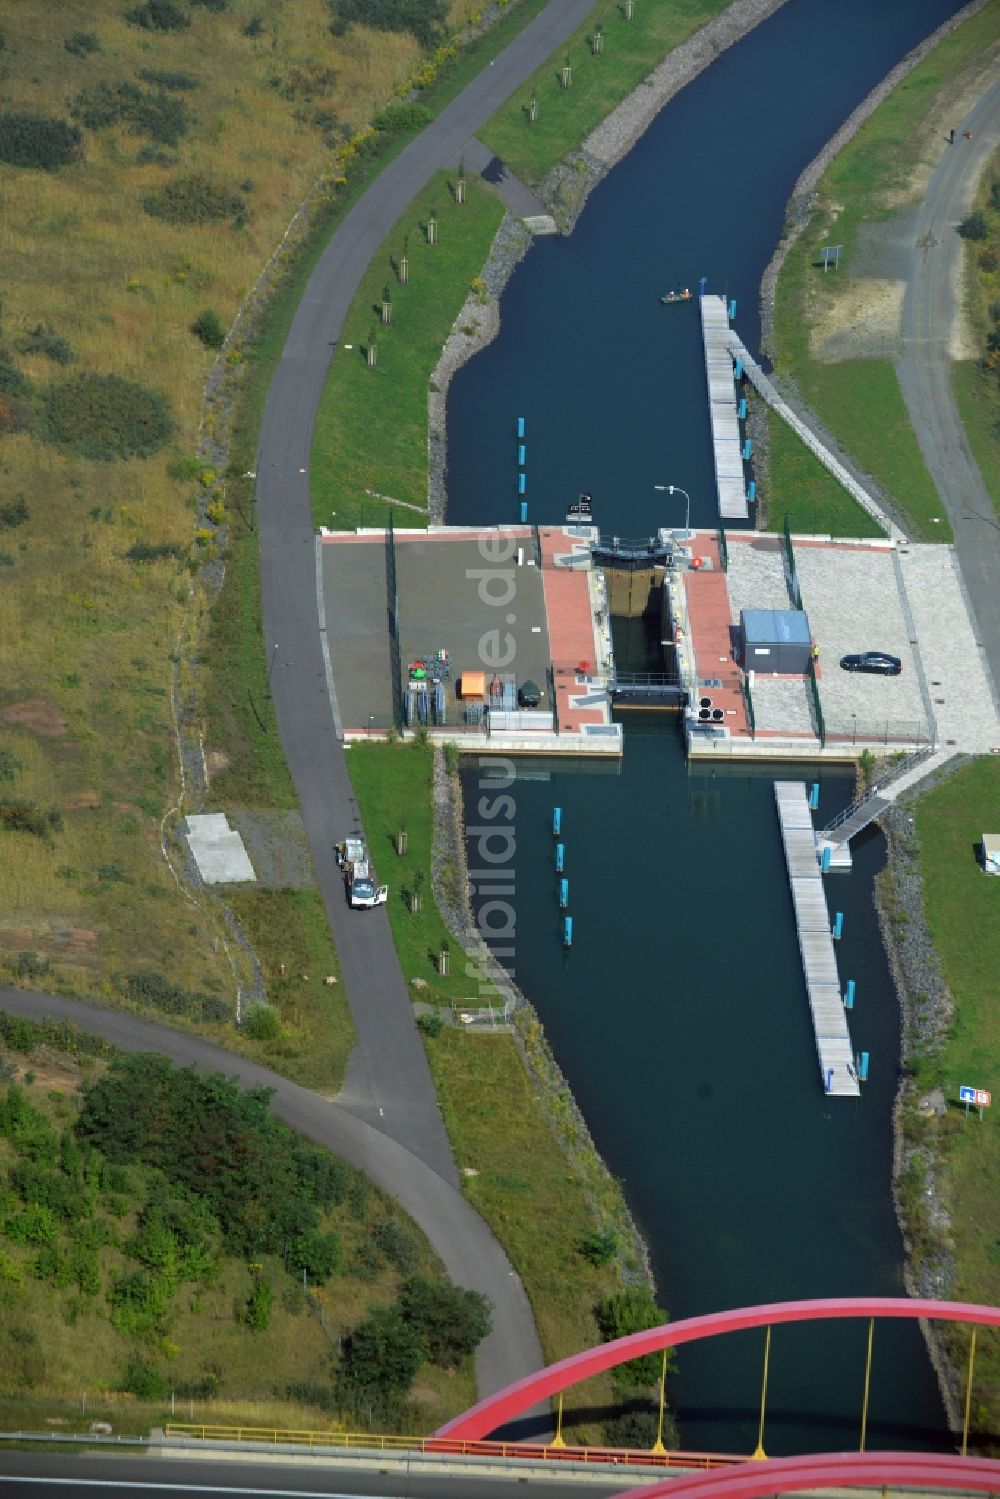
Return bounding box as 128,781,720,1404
654,483,691,538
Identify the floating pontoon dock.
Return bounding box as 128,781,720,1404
700,295,749,522
774,781,859,1098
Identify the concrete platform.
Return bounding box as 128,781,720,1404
183,814,256,884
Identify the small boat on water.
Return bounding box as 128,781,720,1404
660,288,693,305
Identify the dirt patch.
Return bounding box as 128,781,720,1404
0,925,99,956
205,749,230,778
0,699,66,736
8,1056,85,1094
65,790,100,810
227,808,315,890
811,277,905,361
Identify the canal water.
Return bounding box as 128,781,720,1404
448,0,965,1457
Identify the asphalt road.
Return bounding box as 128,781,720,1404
896,79,1000,690
0,1450,635,1498
0,986,541,1412
255,0,595,1180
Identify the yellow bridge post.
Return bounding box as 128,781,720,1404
859,1317,875,1452
551,1390,566,1448
751,1325,771,1460
962,1326,977,1457
651,1349,669,1455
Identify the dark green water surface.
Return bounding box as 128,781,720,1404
448,0,965,1456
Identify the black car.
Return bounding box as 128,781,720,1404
840,651,902,676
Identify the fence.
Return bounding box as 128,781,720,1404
806,659,826,746
742,675,756,739
385,510,403,731
822,716,934,749
718,526,729,573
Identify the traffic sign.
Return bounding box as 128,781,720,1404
959,1085,977,1103
976,1090,992,1108
960,1085,991,1106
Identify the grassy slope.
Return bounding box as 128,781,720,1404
772,3,1000,540
310,174,504,530
0,1048,470,1433
480,0,732,186
951,144,1000,520
765,411,883,537
913,760,1000,1434
0,0,426,1004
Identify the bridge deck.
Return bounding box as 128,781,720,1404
774,781,859,1098
700,295,749,521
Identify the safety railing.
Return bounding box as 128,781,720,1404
806,659,825,747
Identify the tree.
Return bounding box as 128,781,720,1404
292,1228,341,1282
336,1305,423,1419
401,1275,492,1366
958,209,989,241
595,1286,669,1388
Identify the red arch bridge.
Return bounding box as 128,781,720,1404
428,1297,1000,1487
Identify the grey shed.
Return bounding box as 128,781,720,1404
740,608,812,675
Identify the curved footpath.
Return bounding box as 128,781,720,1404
0,984,540,1411
255,0,597,1181
896,78,1000,688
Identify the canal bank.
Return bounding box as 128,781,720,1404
444,0,970,1455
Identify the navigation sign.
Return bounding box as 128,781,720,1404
820,244,843,273
959,1085,991,1118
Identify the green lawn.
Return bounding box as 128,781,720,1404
913,759,1000,1438
347,741,499,1004
771,3,1000,539
310,173,504,532
765,411,884,537
952,361,1000,519
481,0,732,187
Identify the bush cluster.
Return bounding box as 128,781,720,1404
0,114,83,170
76,1054,350,1268
142,173,245,227
328,0,446,48
0,362,29,397
372,101,431,134
0,496,28,528
64,31,101,58
122,968,230,1024
191,309,226,348
73,81,191,147
240,1000,280,1040
41,373,173,461
137,67,198,91
125,0,190,31
17,324,73,365
0,801,62,838
125,539,184,563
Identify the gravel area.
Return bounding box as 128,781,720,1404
725,536,793,619
228,809,316,890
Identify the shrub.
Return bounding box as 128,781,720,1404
329,0,446,48
373,101,431,134
191,309,226,349
980,247,999,272
335,1305,423,1419
136,145,175,166
17,324,73,365
990,180,1000,212
578,1225,619,1267
125,0,190,31
416,1009,444,1038
0,362,28,397
120,1353,170,1399
122,968,228,1024
240,1000,280,1040
243,15,264,36
42,373,173,461
372,1219,420,1273
236,1277,273,1329
0,114,83,170
73,81,191,147
65,31,101,57
137,68,198,91
958,210,990,241
0,801,62,838
401,1275,491,1365
292,1229,341,1282
126,539,184,563
596,1287,669,1388
191,0,228,8
143,173,245,226
0,749,22,781
603,1392,678,1450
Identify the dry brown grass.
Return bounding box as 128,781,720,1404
0,2,428,1006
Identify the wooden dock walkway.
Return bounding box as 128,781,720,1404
700,295,749,522
774,781,859,1098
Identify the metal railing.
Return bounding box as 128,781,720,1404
820,748,933,837
742,676,756,739
719,526,729,573
385,509,403,731
822,717,933,749
807,659,825,746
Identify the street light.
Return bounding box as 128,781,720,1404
654,483,691,538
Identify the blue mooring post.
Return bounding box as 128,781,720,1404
518,472,526,496
734,358,744,380
728,298,737,321
832,911,844,941
859,1052,870,1083
825,1068,834,1094
559,878,569,910
517,416,525,439
738,397,747,420
518,443,526,467
742,438,752,461
552,807,562,835
809,782,820,810
821,846,831,873
555,842,565,873
563,916,573,947
698,276,707,296
519,500,528,523
748,480,757,503
844,979,856,1010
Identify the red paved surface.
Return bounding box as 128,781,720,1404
538,528,607,733
681,535,750,740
